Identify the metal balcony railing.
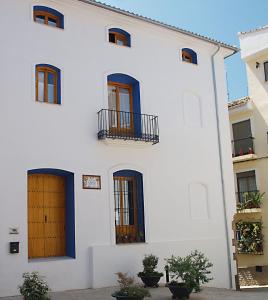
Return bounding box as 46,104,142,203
97,109,159,144
232,137,254,157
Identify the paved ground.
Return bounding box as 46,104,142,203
2,286,268,300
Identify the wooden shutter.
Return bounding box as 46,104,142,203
28,174,45,258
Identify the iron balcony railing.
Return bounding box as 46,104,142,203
97,109,159,144
236,190,260,209
232,137,254,157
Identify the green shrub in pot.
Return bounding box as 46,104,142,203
112,272,151,300
137,254,163,287
166,250,213,298
18,272,50,300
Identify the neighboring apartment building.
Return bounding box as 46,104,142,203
229,26,268,272
0,0,237,296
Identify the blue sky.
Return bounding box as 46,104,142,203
99,0,268,101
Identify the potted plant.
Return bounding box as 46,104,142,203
18,272,50,300
137,254,163,287
112,272,151,300
237,191,265,210
166,250,213,299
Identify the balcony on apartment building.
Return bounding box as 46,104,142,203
232,119,256,162
236,190,262,213
232,136,256,162
97,109,159,144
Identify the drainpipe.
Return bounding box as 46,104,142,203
211,44,233,289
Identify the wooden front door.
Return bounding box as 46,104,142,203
108,81,134,133
28,174,66,258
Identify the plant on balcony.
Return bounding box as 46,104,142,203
18,272,50,300
237,191,265,210
236,221,263,254
112,272,151,300
165,250,213,299
138,254,163,287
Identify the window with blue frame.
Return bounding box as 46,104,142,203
109,28,131,47
36,64,61,104
113,170,145,244
33,6,64,29
181,48,198,64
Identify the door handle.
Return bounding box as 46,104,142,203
44,215,47,223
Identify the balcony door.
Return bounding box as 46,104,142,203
237,171,257,203
108,81,133,133
232,120,253,156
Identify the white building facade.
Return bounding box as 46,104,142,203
0,0,237,296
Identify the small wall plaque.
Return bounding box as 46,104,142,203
83,175,101,189
9,227,19,235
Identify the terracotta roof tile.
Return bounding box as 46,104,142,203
228,96,250,109
239,25,268,36
79,0,239,52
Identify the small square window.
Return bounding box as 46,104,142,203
33,6,64,29
108,28,130,47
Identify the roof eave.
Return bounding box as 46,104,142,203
78,0,239,53
238,25,268,36
228,97,251,111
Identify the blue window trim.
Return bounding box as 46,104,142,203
113,170,145,243
182,48,198,64
36,64,61,104
28,168,75,258
109,28,131,47
33,6,64,29
107,73,141,136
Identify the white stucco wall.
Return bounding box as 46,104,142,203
239,27,268,60
0,0,236,296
